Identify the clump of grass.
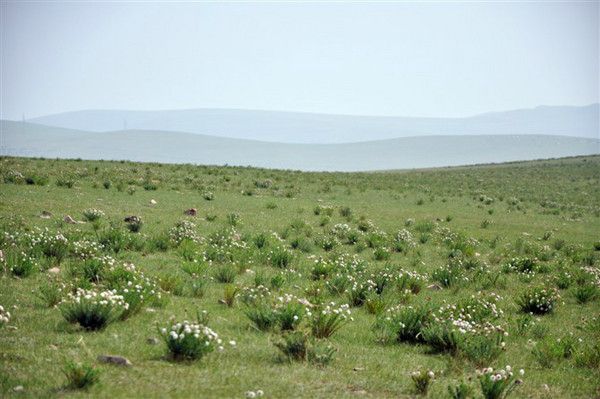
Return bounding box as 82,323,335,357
245,303,277,331
63,361,100,390
447,381,473,399
37,278,65,307
364,294,387,315
574,342,600,369
373,247,390,261
124,216,143,233
532,335,577,367
60,288,128,330
374,304,431,343
517,286,559,314
268,247,293,269
274,331,336,366
431,264,462,288
158,315,227,361
226,212,241,226
308,303,351,338
159,274,186,296
573,284,598,304
410,369,435,395
222,284,239,307
82,209,104,222
477,366,523,399
339,206,352,219
7,250,38,277
214,264,237,283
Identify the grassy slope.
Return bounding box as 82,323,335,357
2,120,600,171
0,155,599,398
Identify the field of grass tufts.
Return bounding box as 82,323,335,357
1,155,599,398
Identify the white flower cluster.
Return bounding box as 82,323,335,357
239,285,271,305
477,365,524,382
310,302,351,320
434,293,506,336
63,287,129,310
314,253,367,275
72,239,105,259
0,305,11,326
91,254,117,268
26,228,68,249
520,287,559,314
331,223,351,238
9,251,39,273
411,370,435,379
396,269,427,283
82,208,105,221
581,266,600,287
245,389,264,398
395,229,416,248
169,220,200,244
160,319,234,352
111,263,162,299
207,228,247,249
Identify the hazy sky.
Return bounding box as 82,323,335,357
1,1,598,120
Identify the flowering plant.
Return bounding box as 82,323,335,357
72,239,104,260
105,263,163,319
517,286,559,314
308,302,352,338
7,250,39,277
477,366,523,399
159,314,233,360
60,287,128,330
82,208,105,222
169,220,200,245
410,369,435,395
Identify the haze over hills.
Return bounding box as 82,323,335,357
2,120,598,171
28,104,600,144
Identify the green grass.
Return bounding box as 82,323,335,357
0,155,599,398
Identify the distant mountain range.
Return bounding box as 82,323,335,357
2,120,598,171
28,104,599,143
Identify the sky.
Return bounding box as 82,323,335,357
0,1,598,120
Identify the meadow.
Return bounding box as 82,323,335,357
0,155,599,398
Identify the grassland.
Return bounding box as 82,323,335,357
0,155,599,398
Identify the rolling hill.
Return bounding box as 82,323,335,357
28,104,600,144
2,120,598,171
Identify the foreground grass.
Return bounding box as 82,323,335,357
0,155,599,398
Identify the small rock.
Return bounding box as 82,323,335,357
13,385,24,392
63,215,77,224
145,308,156,313
146,337,159,345
427,284,443,291
150,199,157,205
97,355,132,367
40,210,52,219
49,344,58,350
218,299,227,305
47,267,60,275
184,208,197,216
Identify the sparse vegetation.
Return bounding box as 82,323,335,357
0,155,599,397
